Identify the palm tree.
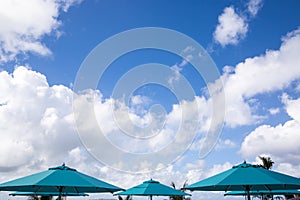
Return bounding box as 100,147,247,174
169,180,190,200
259,156,274,170
118,194,132,200
258,156,275,200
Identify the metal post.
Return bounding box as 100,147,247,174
58,186,62,200
246,186,251,200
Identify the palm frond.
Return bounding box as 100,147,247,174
171,181,176,189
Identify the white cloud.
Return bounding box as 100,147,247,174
0,65,215,177
129,95,152,118
247,0,263,17
73,91,213,172
0,66,78,175
130,95,151,106
268,107,280,115
210,27,300,127
2,25,300,186
213,6,248,47
214,139,236,150
213,0,263,47
182,46,195,54
168,54,193,87
168,64,183,87
204,162,233,178
239,122,300,159
58,0,83,12
0,26,299,180
184,160,206,172
282,94,300,122
276,163,300,177
0,0,82,63
179,54,193,67
168,46,195,88
239,95,300,169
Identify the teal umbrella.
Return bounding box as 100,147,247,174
10,191,88,196
224,190,300,196
116,179,190,200
184,162,300,200
0,164,122,200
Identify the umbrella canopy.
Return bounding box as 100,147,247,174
10,191,88,196
0,164,122,199
224,190,300,196
184,162,300,200
116,179,190,199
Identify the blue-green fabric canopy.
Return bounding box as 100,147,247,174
184,162,300,200
0,164,122,199
224,190,300,196
116,179,190,197
10,191,88,196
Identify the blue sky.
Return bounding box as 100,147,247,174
1,0,300,200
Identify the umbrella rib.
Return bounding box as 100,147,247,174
263,185,272,191
225,185,231,192
35,185,43,193
74,187,80,194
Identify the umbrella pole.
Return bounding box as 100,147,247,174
246,186,251,200
58,186,62,200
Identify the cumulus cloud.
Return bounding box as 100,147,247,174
73,90,213,172
0,66,81,179
213,6,248,47
210,27,300,127
213,0,263,47
129,95,152,118
0,65,215,177
204,162,233,178
282,93,300,122
239,122,300,160
0,64,211,192
2,26,300,187
239,95,300,171
276,163,300,177
0,0,82,63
